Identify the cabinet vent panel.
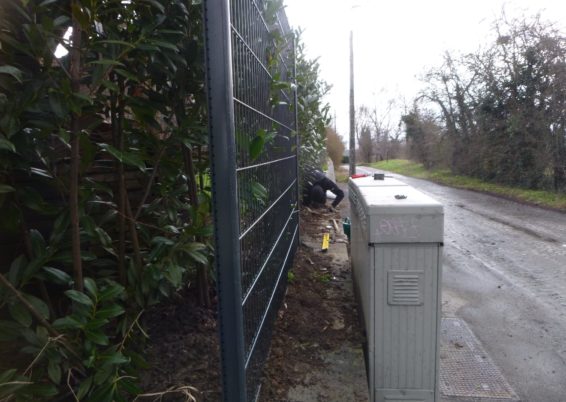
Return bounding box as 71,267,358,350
387,271,424,306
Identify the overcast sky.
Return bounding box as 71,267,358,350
284,0,566,140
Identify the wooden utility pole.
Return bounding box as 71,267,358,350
349,30,356,176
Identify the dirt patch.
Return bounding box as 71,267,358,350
140,291,222,402
259,208,366,401
139,204,364,402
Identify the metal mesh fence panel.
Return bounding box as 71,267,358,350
204,0,298,400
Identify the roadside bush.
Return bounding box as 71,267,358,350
295,32,331,187
0,1,328,399
413,14,566,192
326,127,345,168
0,1,211,399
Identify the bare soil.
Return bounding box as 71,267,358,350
140,290,222,402
259,207,366,401
140,205,363,402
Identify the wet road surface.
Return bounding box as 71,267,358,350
355,166,566,402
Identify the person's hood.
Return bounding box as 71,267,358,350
312,169,325,182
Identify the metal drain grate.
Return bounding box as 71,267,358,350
440,318,519,400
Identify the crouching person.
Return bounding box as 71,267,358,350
303,169,344,211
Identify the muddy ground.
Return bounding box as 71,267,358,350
259,206,366,401
140,203,365,401
140,289,222,401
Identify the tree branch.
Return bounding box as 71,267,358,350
69,0,83,292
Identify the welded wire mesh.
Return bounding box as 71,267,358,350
224,0,298,399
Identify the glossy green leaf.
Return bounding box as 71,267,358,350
8,255,27,286
29,167,53,179
89,382,114,402
98,283,125,302
93,365,113,386
97,39,136,48
142,0,165,13
148,40,179,52
0,184,15,193
42,267,71,285
101,351,129,366
101,80,119,92
251,182,268,203
0,138,16,153
49,95,66,119
30,229,46,258
24,294,49,320
9,303,32,327
47,360,61,384
249,136,265,161
84,317,109,330
85,329,109,346
114,69,140,82
22,257,46,284
18,187,55,214
76,376,93,400
84,278,97,299
183,242,208,265
0,65,23,83
39,0,61,6
52,315,84,330
164,263,183,287
118,377,142,395
24,383,58,398
0,369,17,384
95,227,112,247
81,214,96,237
151,236,174,246
95,304,125,319
49,212,70,245
89,59,126,67
99,143,146,171
65,290,93,307
71,2,90,29
52,15,70,26
73,92,94,105
0,321,23,341
35,326,49,343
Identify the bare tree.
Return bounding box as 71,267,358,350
413,13,566,191
356,106,373,162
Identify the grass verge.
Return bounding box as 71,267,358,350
367,159,566,211
335,166,349,183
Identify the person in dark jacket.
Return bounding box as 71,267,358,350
303,169,344,210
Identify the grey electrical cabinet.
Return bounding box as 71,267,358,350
349,176,444,402
348,175,408,188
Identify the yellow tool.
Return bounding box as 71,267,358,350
321,233,330,252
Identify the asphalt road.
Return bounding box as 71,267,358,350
355,166,566,402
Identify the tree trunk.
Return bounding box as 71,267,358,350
111,87,127,285
69,2,83,292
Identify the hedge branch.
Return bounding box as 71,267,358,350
0,273,58,337
134,146,166,220
125,195,143,273
69,0,84,292
0,273,83,370
114,81,127,285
